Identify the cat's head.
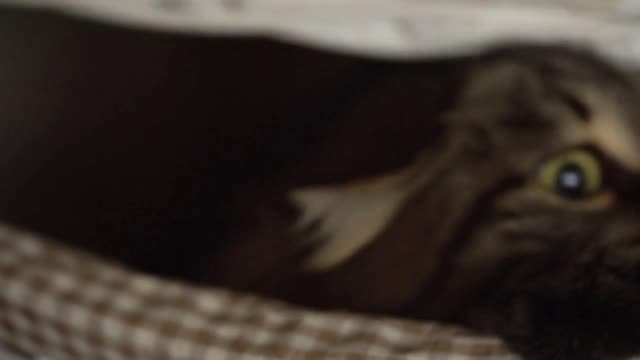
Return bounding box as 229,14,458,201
292,45,640,359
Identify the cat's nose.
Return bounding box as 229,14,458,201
601,245,640,284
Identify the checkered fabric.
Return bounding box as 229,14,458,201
0,223,518,359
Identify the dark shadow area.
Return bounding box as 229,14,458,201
0,6,461,281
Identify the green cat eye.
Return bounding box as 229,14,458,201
538,149,603,198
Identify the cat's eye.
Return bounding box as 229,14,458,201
538,149,603,198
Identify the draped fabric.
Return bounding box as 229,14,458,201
2,0,640,65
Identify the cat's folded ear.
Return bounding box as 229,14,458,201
289,170,415,271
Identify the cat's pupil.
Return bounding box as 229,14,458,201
555,163,585,197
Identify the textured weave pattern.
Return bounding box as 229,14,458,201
0,223,518,359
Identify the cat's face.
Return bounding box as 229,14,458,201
430,47,640,359
290,46,640,359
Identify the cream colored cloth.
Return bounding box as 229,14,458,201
2,0,640,65
0,223,516,359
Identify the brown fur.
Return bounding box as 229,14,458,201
207,45,640,360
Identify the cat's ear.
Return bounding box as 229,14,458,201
289,170,414,271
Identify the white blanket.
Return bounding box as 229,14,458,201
1,0,640,65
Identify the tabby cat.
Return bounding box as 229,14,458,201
206,45,640,360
